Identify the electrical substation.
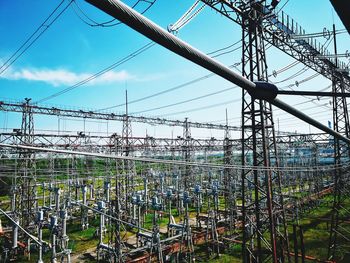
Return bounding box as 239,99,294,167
0,0,350,262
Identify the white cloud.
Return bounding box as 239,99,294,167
1,67,133,87
92,70,132,84
134,72,167,82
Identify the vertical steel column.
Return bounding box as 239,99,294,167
224,129,235,232
16,98,36,227
328,25,350,260
182,118,192,189
110,133,123,262
122,90,135,216
114,180,123,262
240,2,289,262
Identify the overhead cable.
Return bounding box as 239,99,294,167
156,98,241,117
130,85,238,115
0,0,73,75
168,0,205,33
1,142,350,172
35,41,155,104
72,0,157,27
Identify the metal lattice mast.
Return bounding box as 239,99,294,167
327,24,350,260
114,179,123,262
223,113,235,232
107,129,123,261
109,135,124,261
122,90,135,216
182,118,192,189
17,98,36,227
240,2,289,262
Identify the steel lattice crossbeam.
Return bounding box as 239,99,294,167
200,0,350,85
0,100,241,131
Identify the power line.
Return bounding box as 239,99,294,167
211,44,242,58
211,102,331,126
155,97,241,117
276,105,331,120
275,0,290,14
282,84,332,111
291,28,347,40
35,41,155,104
38,1,218,105
96,45,278,112
269,60,300,77
207,85,332,125
34,37,259,109
71,0,106,26
97,42,271,112
274,66,309,84
97,63,240,112
130,85,238,115
207,39,241,56
98,73,216,111
97,46,314,119
168,0,206,33
0,0,73,75
72,0,157,27
130,61,326,120
2,142,349,172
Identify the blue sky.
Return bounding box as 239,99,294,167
0,0,349,138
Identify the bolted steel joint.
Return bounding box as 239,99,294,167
248,81,278,101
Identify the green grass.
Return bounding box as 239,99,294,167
194,243,241,262
287,196,350,262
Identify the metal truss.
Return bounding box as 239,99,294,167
182,118,193,189
121,95,135,217
0,131,333,154
0,100,241,131
239,1,289,262
199,1,350,261
328,73,350,259
200,0,350,84
16,99,37,228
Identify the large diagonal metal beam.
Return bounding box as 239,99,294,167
85,0,350,145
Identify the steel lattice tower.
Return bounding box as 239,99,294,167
16,98,37,227
223,123,235,232
122,90,135,216
182,118,192,189
107,133,124,262
328,24,350,259
240,2,289,262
